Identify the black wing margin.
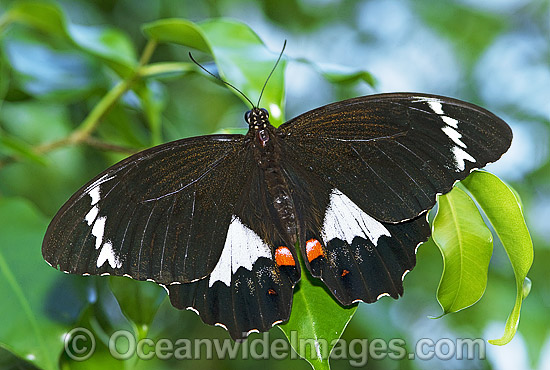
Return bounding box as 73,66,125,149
278,93,512,222
42,135,253,284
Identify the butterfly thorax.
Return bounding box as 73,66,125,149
246,108,298,244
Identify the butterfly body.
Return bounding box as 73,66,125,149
247,109,298,246
42,93,512,339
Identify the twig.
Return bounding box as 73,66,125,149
82,137,139,154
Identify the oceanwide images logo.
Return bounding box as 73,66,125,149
64,328,486,366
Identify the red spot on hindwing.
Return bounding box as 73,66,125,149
306,239,324,262
275,246,295,266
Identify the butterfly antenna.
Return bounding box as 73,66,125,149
189,52,255,108
257,40,287,108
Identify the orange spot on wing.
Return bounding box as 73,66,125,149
306,239,324,262
268,288,277,295
341,269,350,277
275,246,295,266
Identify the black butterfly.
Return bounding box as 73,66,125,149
42,86,512,339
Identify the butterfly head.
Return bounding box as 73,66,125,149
245,107,270,129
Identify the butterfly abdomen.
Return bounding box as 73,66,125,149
251,124,298,244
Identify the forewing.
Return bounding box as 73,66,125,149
42,135,254,284
278,93,512,222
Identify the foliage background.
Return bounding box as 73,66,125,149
0,0,548,369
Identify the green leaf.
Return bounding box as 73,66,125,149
279,254,357,370
200,19,286,126
142,18,287,126
461,170,534,345
0,101,72,144
67,23,138,73
4,36,103,101
0,197,78,370
109,277,166,339
0,133,48,165
5,1,137,77
0,51,9,104
3,1,67,36
297,58,377,87
432,186,493,315
0,101,89,213
61,279,134,369
142,18,210,53
96,103,149,149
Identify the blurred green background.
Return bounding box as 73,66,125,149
0,0,548,369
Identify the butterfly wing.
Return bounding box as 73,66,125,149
280,152,430,305
278,93,512,222
43,135,301,339
42,135,257,284
42,92,513,337
277,92,511,305
166,163,301,340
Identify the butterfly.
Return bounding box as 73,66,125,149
42,51,512,340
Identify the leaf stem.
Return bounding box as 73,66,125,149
71,39,158,143
139,39,157,67
138,62,194,78
82,136,139,154
69,78,135,143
